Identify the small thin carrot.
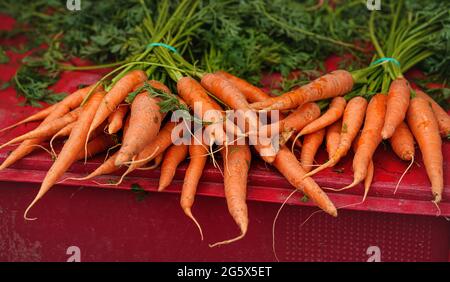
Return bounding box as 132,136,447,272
107,104,129,134
298,97,346,137
158,144,188,191
352,133,374,201
389,121,415,161
0,104,57,133
381,78,410,139
273,146,337,217
250,70,354,110
75,134,116,161
24,90,105,220
303,96,368,178
407,97,443,203
326,119,342,158
300,129,325,172
181,140,209,240
415,89,450,138
210,143,251,247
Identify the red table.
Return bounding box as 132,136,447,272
0,14,449,262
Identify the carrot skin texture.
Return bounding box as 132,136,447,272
273,146,337,217
250,70,353,110
415,89,450,137
382,78,410,139
158,144,188,191
215,71,270,103
407,97,443,203
300,129,325,173
108,105,129,134
389,122,415,161
326,120,342,158
299,96,346,136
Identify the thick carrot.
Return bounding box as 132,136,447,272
107,104,129,134
0,85,101,171
215,71,270,103
114,80,167,166
381,78,410,139
300,129,325,172
24,91,105,220
181,140,209,240
0,104,57,133
298,97,346,136
303,96,368,178
407,97,443,203
75,134,116,161
88,70,147,139
273,146,337,217
210,143,251,247
0,108,82,149
250,70,353,110
158,144,188,191
389,122,415,161
348,94,387,189
415,89,450,137
326,120,342,158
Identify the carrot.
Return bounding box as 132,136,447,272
107,104,129,134
346,94,387,189
352,133,374,201
273,146,337,217
114,80,167,166
300,129,325,172
303,96,368,178
87,70,147,141
0,104,57,133
326,120,342,158
0,85,101,171
250,70,354,110
24,91,105,220
381,78,411,139
158,144,188,191
181,139,209,240
389,122,415,161
0,108,82,150
298,97,346,137
215,71,270,103
75,134,116,161
415,89,450,137
201,73,277,162
407,97,443,203
210,143,251,247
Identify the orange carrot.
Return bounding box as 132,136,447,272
352,134,374,201
0,104,57,133
107,104,129,134
0,108,82,150
210,143,251,247
273,146,337,217
158,144,188,191
347,94,387,189
75,134,116,161
114,80,167,166
381,78,410,139
298,97,346,136
407,97,443,203
389,122,415,161
24,91,106,220
181,140,209,240
415,89,450,137
326,119,342,158
215,71,270,103
250,70,353,110
300,128,325,172
87,70,147,140
303,96,368,178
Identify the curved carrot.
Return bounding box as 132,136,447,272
415,89,450,137
75,134,116,161
181,141,209,240
250,70,353,110
326,119,342,158
158,144,188,191
389,122,415,161
298,97,346,136
348,94,387,189
24,90,106,220
407,97,443,203
381,78,410,139
300,128,325,173
352,134,374,201
210,143,251,247
303,96,368,178
107,104,129,134
273,146,337,217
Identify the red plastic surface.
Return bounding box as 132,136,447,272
0,14,449,262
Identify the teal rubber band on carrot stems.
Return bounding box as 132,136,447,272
147,43,178,53
371,57,401,67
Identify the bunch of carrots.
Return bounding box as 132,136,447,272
0,0,448,248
